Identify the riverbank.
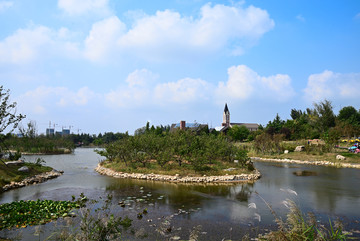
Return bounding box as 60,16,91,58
1,169,64,192
95,163,261,183
10,148,72,155
251,157,360,168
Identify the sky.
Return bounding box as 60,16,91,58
1,0,360,135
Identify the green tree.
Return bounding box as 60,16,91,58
0,86,25,134
18,120,37,138
228,125,250,141
338,106,360,127
290,109,303,120
266,113,285,135
0,86,26,158
310,100,336,134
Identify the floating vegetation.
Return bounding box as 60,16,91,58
293,170,318,176
0,199,82,230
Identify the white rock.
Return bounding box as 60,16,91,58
295,146,305,152
336,155,346,161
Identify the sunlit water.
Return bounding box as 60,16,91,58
1,148,359,240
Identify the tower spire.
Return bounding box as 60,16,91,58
224,103,229,113
222,103,230,126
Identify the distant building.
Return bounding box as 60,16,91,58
217,103,259,132
62,129,70,136
46,128,55,136
170,120,208,133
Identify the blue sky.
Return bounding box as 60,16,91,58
1,0,360,134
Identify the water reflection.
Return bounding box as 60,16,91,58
104,178,254,215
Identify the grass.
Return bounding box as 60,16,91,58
102,160,253,177
0,160,52,188
251,191,352,241
243,141,360,165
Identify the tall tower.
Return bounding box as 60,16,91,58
222,103,230,127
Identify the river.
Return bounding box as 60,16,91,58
1,148,359,240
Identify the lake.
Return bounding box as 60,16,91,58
1,148,359,240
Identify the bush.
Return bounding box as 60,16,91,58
98,130,254,174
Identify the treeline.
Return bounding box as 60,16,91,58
3,134,75,154
97,129,253,173
3,131,131,153
227,100,360,143
263,100,360,140
244,100,360,155
67,132,129,146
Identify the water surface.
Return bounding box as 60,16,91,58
1,148,359,240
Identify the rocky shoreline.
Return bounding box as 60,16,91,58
1,170,64,192
95,164,261,183
251,157,360,169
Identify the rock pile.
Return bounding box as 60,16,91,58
2,170,64,192
95,164,261,183
251,157,360,169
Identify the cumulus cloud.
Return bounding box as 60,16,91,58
105,69,211,108
0,1,13,12
17,86,95,114
58,0,110,16
217,65,295,102
84,2,274,62
1,2,274,64
84,16,126,61
303,70,360,102
0,25,80,64
105,69,158,108
154,78,211,104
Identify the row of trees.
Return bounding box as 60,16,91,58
97,130,252,172
225,100,360,143
264,100,360,141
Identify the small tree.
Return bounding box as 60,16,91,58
0,86,26,158
228,125,250,141
0,86,25,134
19,120,37,138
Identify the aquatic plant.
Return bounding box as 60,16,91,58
253,190,351,241
0,199,81,230
50,194,132,241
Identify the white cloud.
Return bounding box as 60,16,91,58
84,2,274,62
17,86,95,115
105,69,158,108
58,87,95,106
126,69,158,87
355,13,360,19
58,0,110,16
154,78,211,103
217,65,295,102
105,69,211,108
0,25,80,64
1,2,274,64
84,16,126,61
303,70,360,102
218,65,257,99
0,1,13,12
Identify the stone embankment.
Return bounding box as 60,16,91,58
1,170,64,192
95,164,261,183
251,157,360,169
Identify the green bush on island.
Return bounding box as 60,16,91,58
96,130,254,176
